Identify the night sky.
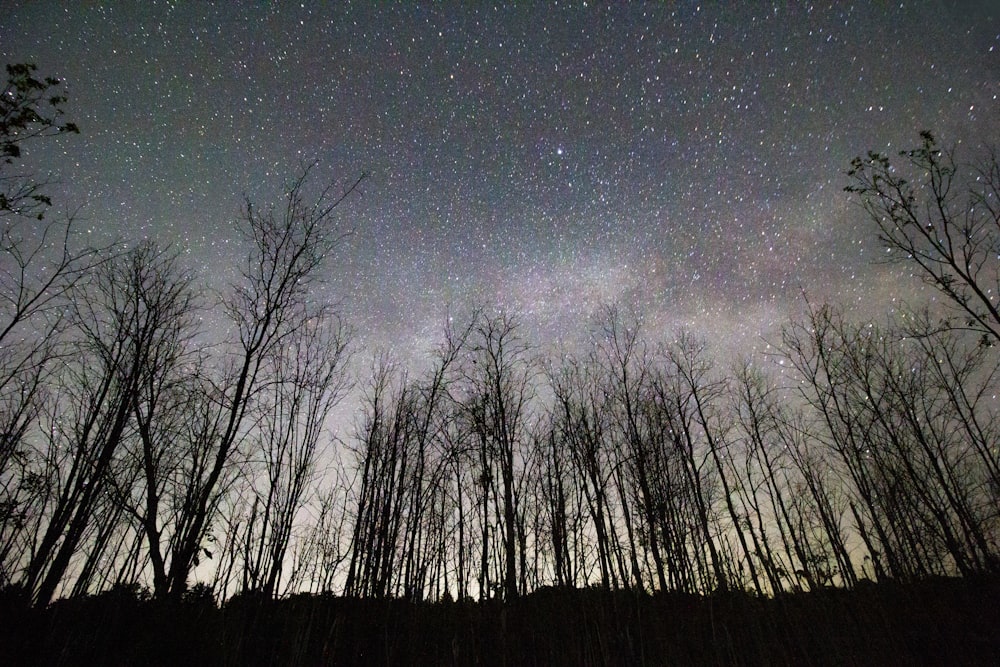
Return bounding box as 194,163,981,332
3,2,999,366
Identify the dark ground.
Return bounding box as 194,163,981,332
2,576,999,666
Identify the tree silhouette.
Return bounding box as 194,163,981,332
0,63,79,220
0,63,104,594
162,166,364,599
847,132,1000,345
19,242,194,605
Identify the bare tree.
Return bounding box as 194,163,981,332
778,300,1000,581
548,355,622,590
344,314,475,601
591,306,655,592
0,67,104,584
16,242,193,605
533,406,582,588
846,131,1000,344
162,166,364,599
342,355,409,598
645,337,729,593
285,482,353,595
235,311,351,598
461,311,535,601
731,361,856,591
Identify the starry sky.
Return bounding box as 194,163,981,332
3,2,999,366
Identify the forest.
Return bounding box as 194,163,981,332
2,64,1000,664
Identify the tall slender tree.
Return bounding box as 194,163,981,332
163,166,364,599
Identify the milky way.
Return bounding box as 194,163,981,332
3,2,998,367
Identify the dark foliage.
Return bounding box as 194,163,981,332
2,577,998,666
0,62,79,218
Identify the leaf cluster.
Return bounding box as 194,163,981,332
0,63,79,218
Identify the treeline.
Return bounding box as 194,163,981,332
1,64,999,607
330,298,1000,602
6,577,1000,666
